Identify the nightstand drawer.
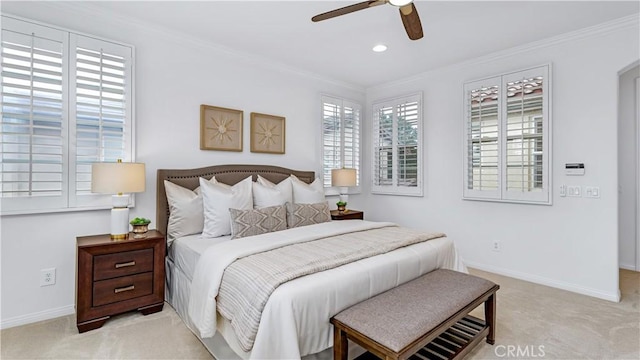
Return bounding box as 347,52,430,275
93,248,154,281
92,272,153,307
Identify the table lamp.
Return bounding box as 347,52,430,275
91,160,146,240
331,168,357,205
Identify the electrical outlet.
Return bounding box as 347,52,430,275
492,240,501,252
40,268,56,287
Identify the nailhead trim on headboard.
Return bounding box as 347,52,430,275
156,164,315,238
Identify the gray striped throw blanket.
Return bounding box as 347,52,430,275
216,225,445,351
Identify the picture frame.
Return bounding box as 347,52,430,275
200,105,243,151
250,112,286,154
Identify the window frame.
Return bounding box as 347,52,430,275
320,94,362,196
1,15,136,215
371,92,424,197
462,64,552,205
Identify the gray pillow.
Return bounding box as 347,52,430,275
286,202,331,228
229,205,287,239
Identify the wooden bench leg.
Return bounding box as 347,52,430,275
484,293,496,345
334,326,348,360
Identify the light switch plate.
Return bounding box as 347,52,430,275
585,186,600,198
568,186,582,197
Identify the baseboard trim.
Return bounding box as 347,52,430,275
619,263,638,271
465,261,621,302
1,304,75,330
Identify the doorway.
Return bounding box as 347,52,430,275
618,62,640,271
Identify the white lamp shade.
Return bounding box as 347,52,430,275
91,162,146,194
331,168,357,187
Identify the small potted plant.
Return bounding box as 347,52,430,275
336,201,347,213
130,217,151,238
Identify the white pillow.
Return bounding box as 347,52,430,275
164,179,215,244
255,175,293,207
200,176,253,238
252,182,288,209
290,175,325,204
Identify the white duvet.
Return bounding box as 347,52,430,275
188,220,466,359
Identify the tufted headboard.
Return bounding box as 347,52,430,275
156,164,315,236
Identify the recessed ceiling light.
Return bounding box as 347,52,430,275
372,44,388,52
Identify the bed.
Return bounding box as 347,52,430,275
157,164,466,360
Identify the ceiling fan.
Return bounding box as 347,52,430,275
311,0,423,41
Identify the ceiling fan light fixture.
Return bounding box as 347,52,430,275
372,44,388,52
311,0,423,40
389,0,413,7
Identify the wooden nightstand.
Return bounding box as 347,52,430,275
331,209,364,220
76,230,165,333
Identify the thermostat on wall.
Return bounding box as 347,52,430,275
565,163,585,176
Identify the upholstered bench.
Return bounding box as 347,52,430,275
330,269,499,360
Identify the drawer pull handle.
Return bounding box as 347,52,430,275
114,285,135,294
115,261,136,268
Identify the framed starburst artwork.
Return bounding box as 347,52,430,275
250,112,285,154
200,105,243,151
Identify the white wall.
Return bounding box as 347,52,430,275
618,64,640,271
0,2,365,328
364,18,639,301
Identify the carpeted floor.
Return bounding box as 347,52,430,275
1,269,638,359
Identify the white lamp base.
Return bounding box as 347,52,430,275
339,187,349,204
110,195,130,240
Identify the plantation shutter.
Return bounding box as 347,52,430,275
463,77,501,200
69,34,133,207
322,97,341,188
373,104,393,187
396,100,419,187
502,67,548,203
321,95,361,190
1,16,135,214
463,65,550,204
342,100,360,185
1,18,69,211
372,93,423,196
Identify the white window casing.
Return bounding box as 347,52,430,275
1,15,135,215
463,64,551,204
372,92,423,196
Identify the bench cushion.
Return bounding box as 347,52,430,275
332,269,496,352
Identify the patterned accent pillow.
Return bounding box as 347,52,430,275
286,202,331,228
229,205,287,239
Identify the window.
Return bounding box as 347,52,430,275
372,92,423,196
463,65,551,204
1,16,134,214
321,95,361,193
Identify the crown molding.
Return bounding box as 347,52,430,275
32,1,366,93
369,13,640,92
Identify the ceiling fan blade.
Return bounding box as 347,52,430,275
399,3,423,40
312,0,386,22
